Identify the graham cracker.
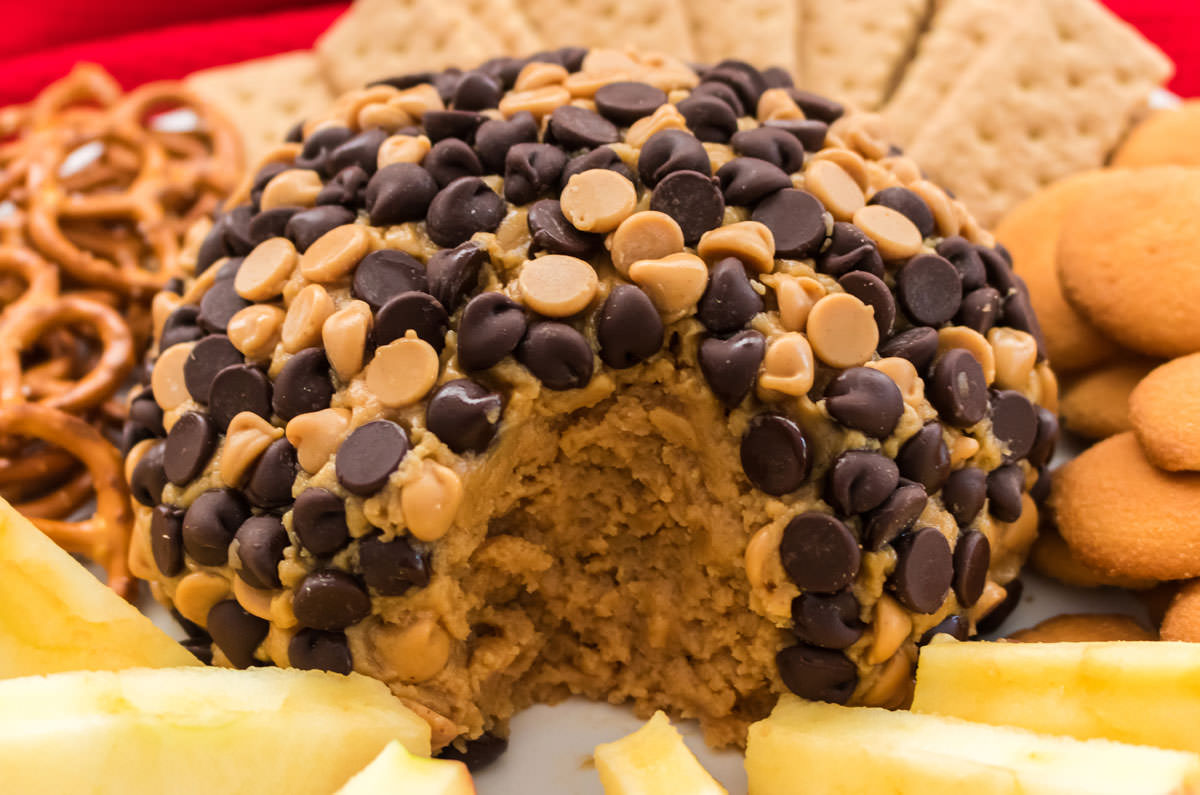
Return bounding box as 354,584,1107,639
685,0,796,70
798,0,930,110
905,0,1172,227
185,51,334,167
515,0,696,61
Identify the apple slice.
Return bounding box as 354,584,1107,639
0,496,198,677
594,711,727,795
0,666,431,794
336,740,475,794
746,695,1200,795
913,640,1200,755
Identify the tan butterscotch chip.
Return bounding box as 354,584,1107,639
560,169,637,234
852,204,924,261
281,284,335,354
627,253,708,318
498,85,571,119
389,84,444,118
365,331,440,408
868,594,912,665
703,142,737,171
938,327,996,385
909,179,960,237
151,341,194,412
626,103,688,149
756,88,805,122
174,572,230,627
514,61,569,91
299,224,371,282
758,332,815,398
368,617,452,683
950,435,981,466
517,254,599,317
322,300,373,381
270,589,298,629
181,259,220,305
377,134,430,168
286,407,352,474
232,577,274,621
832,112,891,161
811,148,869,192
990,327,1039,391
879,156,922,186
402,460,464,542
1036,362,1059,414
564,70,628,98
259,169,323,211
867,357,923,406
235,237,298,301
221,412,283,487
697,221,775,273
151,292,181,342
610,211,685,277
807,293,879,368
773,275,825,332
228,305,285,360
861,647,916,709
356,100,412,132
804,159,865,222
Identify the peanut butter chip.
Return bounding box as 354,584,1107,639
758,332,815,397
174,572,230,627
697,221,776,273
626,103,688,149
259,169,323,211
281,284,335,353
322,300,373,381
868,594,912,665
564,70,628,98
151,292,181,341
852,204,924,261
233,577,274,621
370,617,452,683
805,159,866,222
867,357,923,406
756,88,805,121
774,275,826,332
402,460,463,542
909,179,960,237
628,253,709,318
938,326,996,385
951,435,980,466
365,330,440,407
807,293,879,368
517,254,599,317
610,211,685,277
560,169,637,233
236,237,298,301
151,341,194,411
228,305,285,360
286,408,352,474
989,327,1039,391
357,101,412,132
498,85,571,119
514,61,569,91
299,224,371,282
812,148,869,191
377,134,430,168
221,411,283,487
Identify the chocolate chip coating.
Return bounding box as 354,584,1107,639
791,590,865,650
1028,407,1059,469
638,129,712,187
868,187,934,238
691,81,744,116
209,365,272,429
987,464,1024,523
130,441,167,507
597,285,664,369
838,271,895,338
765,119,828,152
516,322,594,390
776,643,858,704
976,578,1022,635
787,90,844,124
676,94,738,143
285,206,356,252
650,170,725,246
560,146,636,190
375,291,450,351
234,514,287,590
250,207,299,244
503,143,567,205
293,488,350,557
336,420,410,496
207,600,268,669
244,438,297,509
160,305,204,350
366,163,439,227
864,482,927,551
889,527,953,614
594,81,667,124
422,110,485,143
920,613,968,644
458,292,527,371
452,71,502,111
293,569,371,630
896,422,951,493
427,241,488,312
330,128,387,175
527,199,600,258
699,329,765,408
352,249,429,312
879,327,938,372
705,61,767,111
184,335,243,405
731,127,805,173
716,157,792,206
819,222,884,280
826,451,899,516
780,512,861,593
296,125,351,176
182,488,251,566
475,112,539,172
928,349,988,427
272,348,334,421
990,390,1038,462
942,466,987,527
936,236,988,291
697,257,763,334
358,534,431,595
956,286,1002,334
953,530,990,607
897,254,963,327
426,176,506,248
548,105,619,149
289,628,353,675
741,414,811,495
163,411,218,485
824,367,904,439
150,504,185,577
426,379,503,454
751,189,825,259
424,138,484,188
197,277,250,334
436,733,509,772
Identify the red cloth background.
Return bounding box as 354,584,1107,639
0,0,1195,106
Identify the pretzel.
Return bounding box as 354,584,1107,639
0,246,59,317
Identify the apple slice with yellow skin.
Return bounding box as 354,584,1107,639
594,711,727,795
0,496,198,677
0,666,431,795
336,740,475,794
746,696,1200,795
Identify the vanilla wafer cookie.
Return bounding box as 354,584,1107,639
517,0,694,60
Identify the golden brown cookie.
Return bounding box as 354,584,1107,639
1030,530,1157,590
1160,580,1200,642
1129,353,1200,471
993,171,1124,372
1139,582,1182,627
1008,612,1157,643
1058,166,1200,358
1113,101,1200,169
1054,432,1200,580
1059,357,1160,439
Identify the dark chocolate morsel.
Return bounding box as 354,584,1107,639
452,71,503,111
474,112,539,172
879,327,938,372
285,206,356,252
293,488,350,557
676,94,738,143
818,222,884,280
527,199,601,258
716,157,792,206
458,292,528,371
826,451,899,516
649,169,725,246
896,422,951,493
786,90,844,124
597,284,664,369
956,286,1003,334
207,600,268,669
741,414,811,495
436,733,510,772
365,163,439,227
697,257,763,334
425,176,506,248
987,464,1025,523
942,467,987,527
209,365,272,430
838,271,895,338
547,105,620,149
289,628,353,675
864,482,927,551
130,441,167,507
976,578,1023,635
244,438,297,509
163,411,218,486
920,613,969,645
638,129,712,187
358,533,431,596
421,110,485,143
896,254,963,327
293,569,371,631
272,348,334,421
560,146,636,190
928,349,989,427
953,530,991,608
730,126,805,173
869,187,934,238
503,143,567,205
234,514,288,590
183,335,243,405
336,420,410,496
150,504,185,577
824,367,904,439
888,527,953,614
374,291,450,352
990,390,1038,463
936,236,988,292
780,512,861,594
427,241,489,312
516,322,594,391
426,379,503,455
776,643,858,704
351,249,429,312
751,189,826,259
197,277,250,334
594,81,667,125
791,590,865,650
182,488,251,566
699,329,766,408
423,138,484,188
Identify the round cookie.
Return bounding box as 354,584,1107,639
1139,582,1181,627
1161,581,1200,641
1007,613,1156,643
1057,166,1200,359
1030,530,1157,591
1054,432,1200,580
994,171,1123,372
1059,357,1159,440
1129,353,1200,471
1113,101,1200,169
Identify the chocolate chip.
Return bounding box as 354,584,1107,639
516,322,594,390
452,71,502,111
249,207,299,245
990,390,1037,462
928,349,988,427
953,530,990,607
197,277,250,334
424,138,484,188
234,515,287,590
289,628,352,674
535,46,588,71
365,163,439,226
597,284,663,369
1002,286,1047,360
979,244,1018,293
130,441,167,507
741,414,810,495
209,365,273,429
824,367,904,438
1028,407,1059,469
272,348,334,421
942,467,987,527
421,110,485,143
818,222,884,279
638,129,711,187
956,286,1002,334
696,333,761,413
1030,466,1052,504
285,205,356,252
250,162,290,209
297,125,352,176
351,249,429,312
987,464,1024,523
548,105,619,149
838,271,895,338
426,379,503,454
879,327,938,371
197,221,231,274
182,488,250,566
864,482,927,550
704,62,767,112
691,81,744,116
372,72,436,91
358,534,431,595
677,94,739,143
762,66,794,88
150,504,184,577
897,254,963,326
207,600,267,669
776,643,858,704
427,241,488,312
330,128,387,175
527,199,600,257
920,613,968,644
976,578,1022,635
244,438,297,509
731,127,805,173
826,451,899,515
504,143,567,205
751,189,826,259
781,513,861,593
475,111,539,172
215,255,243,281
697,258,762,335
888,527,953,613
791,590,864,650
764,119,828,152
787,89,844,124
375,291,449,352
716,157,792,206
436,733,509,772
594,81,667,124
160,305,204,350
336,420,410,496
163,411,217,485
184,335,243,405
220,205,255,254
426,176,506,248
293,488,350,557
122,388,165,454
896,421,951,493
560,146,636,190
458,292,527,371
293,569,370,631
935,236,987,291
868,187,934,238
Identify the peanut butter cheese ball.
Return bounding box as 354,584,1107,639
124,48,1056,762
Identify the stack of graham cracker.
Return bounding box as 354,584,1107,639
184,0,1171,226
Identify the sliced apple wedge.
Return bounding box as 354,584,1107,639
746,696,1200,795
336,740,475,794
594,711,727,795
0,496,197,677
913,640,1200,755
0,666,431,795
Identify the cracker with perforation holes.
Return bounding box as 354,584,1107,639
904,0,1172,227
516,0,695,60
185,51,334,168
798,0,928,110
684,0,796,71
